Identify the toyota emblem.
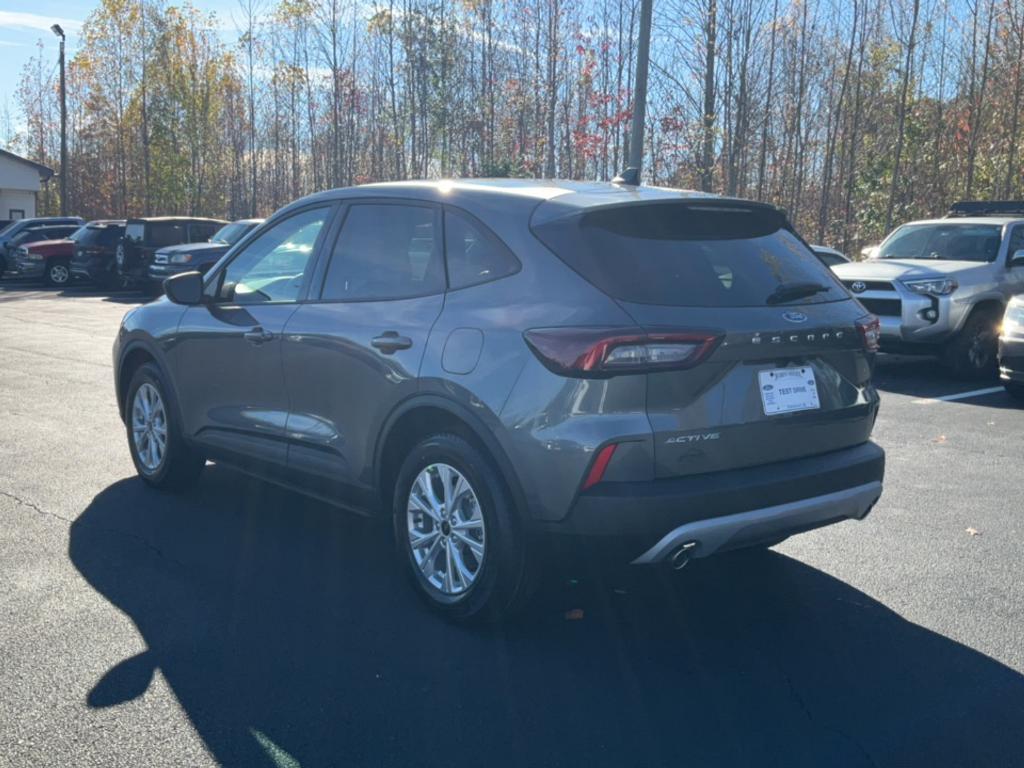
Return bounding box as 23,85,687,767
851,281,867,293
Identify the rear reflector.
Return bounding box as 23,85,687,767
524,327,722,377
856,314,881,353
581,443,618,491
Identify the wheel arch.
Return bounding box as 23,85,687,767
374,395,529,521
115,340,178,424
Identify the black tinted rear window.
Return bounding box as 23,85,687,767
76,225,124,246
533,203,843,307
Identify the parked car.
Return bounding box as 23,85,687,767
811,245,850,268
999,294,1024,400
833,200,1024,378
116,217,226,288
0,215,83,246
113,180,885,619
0,222,83,277
11,220,126,287
68,220,128,287
146,218,263,287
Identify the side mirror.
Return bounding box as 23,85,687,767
1011,249,1024,268
163,271,204,305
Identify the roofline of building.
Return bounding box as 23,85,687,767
0,148,54,179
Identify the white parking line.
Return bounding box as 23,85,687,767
911,386,1005,404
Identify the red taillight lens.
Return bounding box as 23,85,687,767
581,443,618,491
856,314,881,353
524,327,723,377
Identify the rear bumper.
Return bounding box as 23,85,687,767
71,256,112,282
545,441,884,563
631,481,881,564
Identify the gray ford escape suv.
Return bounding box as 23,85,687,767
113,180,885,619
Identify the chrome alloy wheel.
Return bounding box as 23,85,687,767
407,463,486,596
131,382,168,472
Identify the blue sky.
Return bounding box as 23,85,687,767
0,2,243,119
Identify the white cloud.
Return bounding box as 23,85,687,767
0,11,83,36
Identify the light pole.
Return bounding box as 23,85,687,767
51,24,67,216
614,0,653,185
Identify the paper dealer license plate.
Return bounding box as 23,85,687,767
758,367,820,415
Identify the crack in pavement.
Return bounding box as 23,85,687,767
785,673,880,768
0,488,183,572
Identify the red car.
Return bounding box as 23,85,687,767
7,224,83,286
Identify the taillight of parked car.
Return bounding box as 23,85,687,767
524,327,722,377
856,315,881,353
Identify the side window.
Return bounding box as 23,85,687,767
320,204,444,301
444,209,520,290
101,227,124,246
1008,226,1024,261
189,223,218,243
148,222,186,248
215,207,328,304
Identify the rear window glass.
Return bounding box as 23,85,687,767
533,203,843,307
126,223,145,242
75,226,124,246
149,222,187,247
877,223,1002,262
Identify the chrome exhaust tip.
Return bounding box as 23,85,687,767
670,541,698,570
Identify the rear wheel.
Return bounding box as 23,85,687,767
392,434,537,621
125,363,204,491
43,259,71,287
944,309,1000,380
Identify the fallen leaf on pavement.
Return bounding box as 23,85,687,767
565,608,584,620
966,527,980,536
933,435,947,444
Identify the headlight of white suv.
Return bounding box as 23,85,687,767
170,253,194,265
901,277,958,295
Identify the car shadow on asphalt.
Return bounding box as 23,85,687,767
0,280,142,305
69,468,1024,768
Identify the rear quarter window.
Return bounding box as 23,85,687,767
533,203,842,307
148,222,187,248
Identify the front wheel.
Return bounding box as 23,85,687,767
392,434,537,621
944,310,1000,380
43,259,71,287
125,363,204,491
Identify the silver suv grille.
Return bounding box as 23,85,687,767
842,280,901,317
154,252,169,265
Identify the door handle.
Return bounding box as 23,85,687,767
243,327,274,344
371,331,413,354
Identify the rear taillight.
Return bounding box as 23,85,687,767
856,314,880,353
524,327,722,377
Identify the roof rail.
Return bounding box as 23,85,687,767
946,200,1024,217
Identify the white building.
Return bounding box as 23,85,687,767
0,149,54,221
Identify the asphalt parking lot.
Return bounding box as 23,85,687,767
2,284,1023,768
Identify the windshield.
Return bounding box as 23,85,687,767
212,222,253,245
533,203,843,307
878,223,1002,262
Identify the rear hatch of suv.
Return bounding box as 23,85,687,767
532,198,879,479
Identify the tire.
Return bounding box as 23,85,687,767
943,309,1000,380
392,433,537,621
43,259,71,288
124,363,204,491
1004,381,1024,401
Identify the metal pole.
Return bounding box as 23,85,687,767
58,35,68,216
627,0,653,178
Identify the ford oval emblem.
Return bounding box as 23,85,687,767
851,281,867,293
782,311,808,323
